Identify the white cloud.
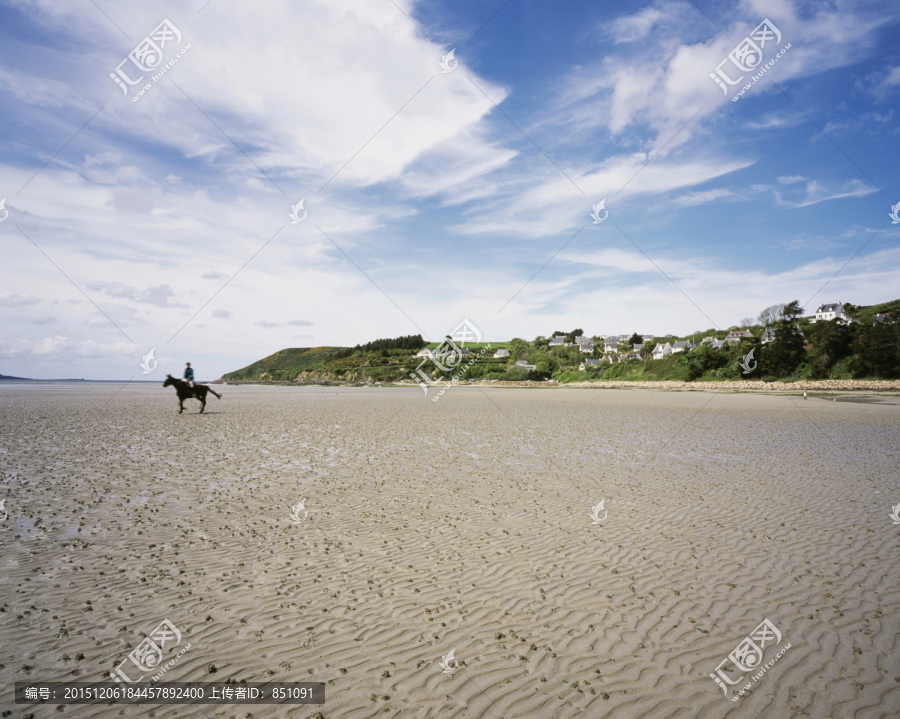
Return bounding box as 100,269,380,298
0,291,41,307
772,179,878,208
669,188,737,207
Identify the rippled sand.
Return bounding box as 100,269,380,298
1,384,899,719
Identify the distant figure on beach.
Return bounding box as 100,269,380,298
184,362,194,388
803,392,807,400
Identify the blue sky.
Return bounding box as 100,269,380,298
0,0,898,379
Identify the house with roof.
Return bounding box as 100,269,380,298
579,341,595,353
724,329,753,345
652,342,672,360
811,302,850,324
633,343,644,352
760,328,777,344
493,348,510,358
416,348,436,359
622,352,642,361
671,340,692,354
604,340,619,353
601,353,620,364
875,313,892,324
579,359,602,370
549,335,567,346
515,361,537,370
642,334,655,341
707,339,726,350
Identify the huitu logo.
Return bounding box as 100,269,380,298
109,19,186,102
289,499,308,524
710,618,789,701
589,198,608,224
140,348,158,374
439,648,459,673
710,19,789,102
739,348,757,374
410,319,482,396
889,503,900,525
590,499,607,525
439,49,457,73
289,199,307,224
0,198,8,223
111,618,184,684
889,202,900,225
0,498,7,522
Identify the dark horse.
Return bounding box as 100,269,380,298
163,375,222,413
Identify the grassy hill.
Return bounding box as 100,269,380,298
222,298,899,385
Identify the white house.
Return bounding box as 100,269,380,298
416,348,436,359
642,334,655,341
652,342,672,360
515,360,536,370
760,328,777,343
579,341,595,353
549,335,567,346
579,359,602,370
811,302,850,324
604,341,618,353
601,353,620,364
493,348,510,358
633,343,644,352
622,352,642,361
707,339,726,350
875,313,892,324
671,340,692,354
574,335,588,344
724,329,753,345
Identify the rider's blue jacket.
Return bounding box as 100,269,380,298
184,367,194,381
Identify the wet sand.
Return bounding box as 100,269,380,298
1,384,899,718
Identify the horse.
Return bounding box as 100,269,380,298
163,375,222,413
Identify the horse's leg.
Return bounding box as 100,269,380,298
199,395,206,413
179,395,184,413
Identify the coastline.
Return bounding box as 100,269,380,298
214,378,900,393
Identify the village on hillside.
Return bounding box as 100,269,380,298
410,300,899,385
222,299,899,385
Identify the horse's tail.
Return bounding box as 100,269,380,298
208,387,222,399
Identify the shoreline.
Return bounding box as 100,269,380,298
214,378,900,393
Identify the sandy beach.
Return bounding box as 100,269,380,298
1,383,899,718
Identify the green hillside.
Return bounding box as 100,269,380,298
221,298,900,385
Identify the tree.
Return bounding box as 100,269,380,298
851,317,900,378
508,338,528,361
781,300,805,323
762,322,805,378
757,304,785,326
740,317,756,328
628,332,643,345
806,320,852,378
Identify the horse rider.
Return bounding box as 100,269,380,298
184,362,195,388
